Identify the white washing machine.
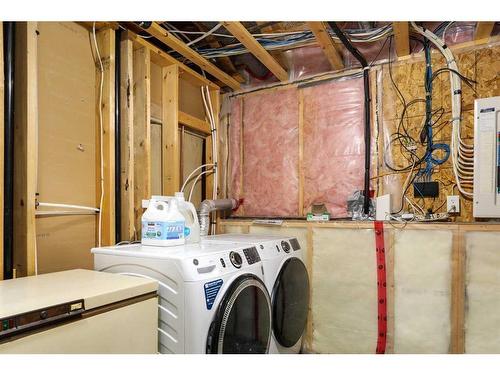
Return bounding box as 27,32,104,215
92,242,272,354
203,234,310,354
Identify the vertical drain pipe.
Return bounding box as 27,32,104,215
328,22,372,215
114,28,121,243
3,22,15,279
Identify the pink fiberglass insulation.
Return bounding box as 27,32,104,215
241,88,299,216
228,97,242,209
302,77,366,217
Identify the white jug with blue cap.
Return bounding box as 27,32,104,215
141,198,186,247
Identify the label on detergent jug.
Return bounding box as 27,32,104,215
142,220,185,240
204,279,223,310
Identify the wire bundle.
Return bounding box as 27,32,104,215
411,22,475,197
164,23,393,58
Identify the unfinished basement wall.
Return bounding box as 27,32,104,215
225,41,500,222
36,22,97,273
220,220,500,354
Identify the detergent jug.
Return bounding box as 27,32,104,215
141,198,185,247
175,192,201,243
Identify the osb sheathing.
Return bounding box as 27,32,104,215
378,43,500,222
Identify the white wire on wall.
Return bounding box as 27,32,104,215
410,22,474,197
93,22,106,246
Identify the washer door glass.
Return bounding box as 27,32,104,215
207,274,271,354
272,257,310,348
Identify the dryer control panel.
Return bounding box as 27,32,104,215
243,247,261,265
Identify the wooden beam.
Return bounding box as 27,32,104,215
392,22,410,57
222,22,288,82
193,22,245,84
95,27,116,246
133,46,151,240
178,111,211,135
141,23,240,90
120,35,135,241
13,22,38,277
474,22,495,40
307,22,344,71
162,64,180,195
125,30,219,90
0,22,4,280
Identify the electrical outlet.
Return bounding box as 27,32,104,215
447,195,460,214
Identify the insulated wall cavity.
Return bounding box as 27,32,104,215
310,227,377,353
241,88,299,216
393,230,453,353
302,77,365,217
465,231,500,353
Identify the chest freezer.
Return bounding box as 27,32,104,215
0,269,158,353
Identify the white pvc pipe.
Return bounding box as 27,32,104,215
37,202,100,212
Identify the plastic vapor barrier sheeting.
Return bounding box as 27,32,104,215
302,77,365,217
241,88,300,216
311,227,378,353
393,230,452,353
465,232,500,353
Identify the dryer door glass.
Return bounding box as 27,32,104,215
272,257,310,348
207,275,271,354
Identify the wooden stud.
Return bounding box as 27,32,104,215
125,30,219,91
13,22,38,277
178,111,211,135
304,224,314,352
95,27,116,246
222,22,288,82
298,90,305,216
141,23,240,90
392,22,410,57
451,226,466,353
385,228,396,354
162,64,180,196
474,22,495,41
0,22,4,280
133,46,151,239
307,22,344,71
120,35,135,241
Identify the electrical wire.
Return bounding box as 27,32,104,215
93,22,105,247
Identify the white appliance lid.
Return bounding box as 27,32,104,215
0,269,157,318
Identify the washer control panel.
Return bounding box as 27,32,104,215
243,246,261,265
281,240,291,253
229,251,243,268
290,238,301,251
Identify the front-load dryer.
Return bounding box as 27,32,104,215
92,242,271,354
203,234,310,354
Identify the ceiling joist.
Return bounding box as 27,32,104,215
392,22,410,57
140,22,240,90
475,22,495,40
222,21,289,82
307,22,344,71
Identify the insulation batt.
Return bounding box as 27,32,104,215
242,88,299,216
393,230,452,353
302,77,365,217
311,228,378,353
465,232,500,353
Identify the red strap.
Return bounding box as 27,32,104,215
374,221,387,354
